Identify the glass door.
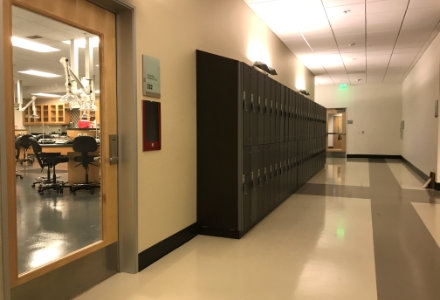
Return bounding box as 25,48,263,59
326,108,346,157
4,0,118,292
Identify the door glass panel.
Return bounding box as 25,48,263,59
326,108,346,153
13,6,102,275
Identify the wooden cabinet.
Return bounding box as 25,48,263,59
23,103,69,125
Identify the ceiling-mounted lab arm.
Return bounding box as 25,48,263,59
59,57,93,95
17,95,36,111
17,95,39,117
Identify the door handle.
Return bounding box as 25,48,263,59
109,134,118,165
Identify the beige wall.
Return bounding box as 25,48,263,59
316,83,402,156
402,32,440,177
125,0,314,252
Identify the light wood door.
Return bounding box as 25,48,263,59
326,108,346,153
4,0,118,288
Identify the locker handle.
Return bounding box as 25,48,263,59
242,174,248,194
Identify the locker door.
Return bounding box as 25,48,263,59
242,146,252,231
284,89,290,143
281,141,288,201
257,72,265,145
250,68,259,145
279,86,285,143
263,76,271,144
269,143,277,212
270,80,276,144
272,143,284,203
262,144,271,215
250,146,259,224
274,82,280,143
242,63,252,147
256,145,266,219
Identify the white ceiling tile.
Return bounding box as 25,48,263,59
249,1,439,84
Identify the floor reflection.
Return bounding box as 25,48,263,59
16,162,101,274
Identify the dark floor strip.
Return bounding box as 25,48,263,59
369,160,440,300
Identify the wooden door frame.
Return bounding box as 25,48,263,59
3,0,118,287
326,108,347,154
2,0,138,297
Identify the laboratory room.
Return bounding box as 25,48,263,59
13,6,102,275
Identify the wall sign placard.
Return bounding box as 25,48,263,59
142,55,161,98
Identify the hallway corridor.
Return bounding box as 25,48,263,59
75,158,440,300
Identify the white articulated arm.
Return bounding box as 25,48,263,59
17,95,36,111
59,57,86,94
16,95,39,118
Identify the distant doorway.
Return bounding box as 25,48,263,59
327,108,346,158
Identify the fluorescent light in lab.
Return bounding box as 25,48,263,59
18,69,61,78
11,36,59,53
62,37,100,48
32,93,62,98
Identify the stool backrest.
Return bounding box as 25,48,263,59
28,137,44,170
72,136,98,153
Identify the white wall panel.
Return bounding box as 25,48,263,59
402,33,440,177
316,83,402,155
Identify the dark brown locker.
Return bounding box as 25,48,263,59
257,72,265,145
196,49,325,239
242,64,252,147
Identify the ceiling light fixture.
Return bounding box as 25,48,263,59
18,69,61,78
11,36,59,53
62,37,100,48
32,93,62,98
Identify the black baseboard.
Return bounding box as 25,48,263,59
401,157,440,190
347,154,440,190
326,151,346,158
198,226,242,239
347,154,403,160
401,156,429,181
138,223,198,272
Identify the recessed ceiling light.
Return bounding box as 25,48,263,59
62,37,100,48
18,69,61,78
11,36,59,53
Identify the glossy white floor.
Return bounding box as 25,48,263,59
75,158,440,300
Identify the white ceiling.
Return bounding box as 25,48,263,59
12,6,99,98
12,1,440,95
244,0,440,86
